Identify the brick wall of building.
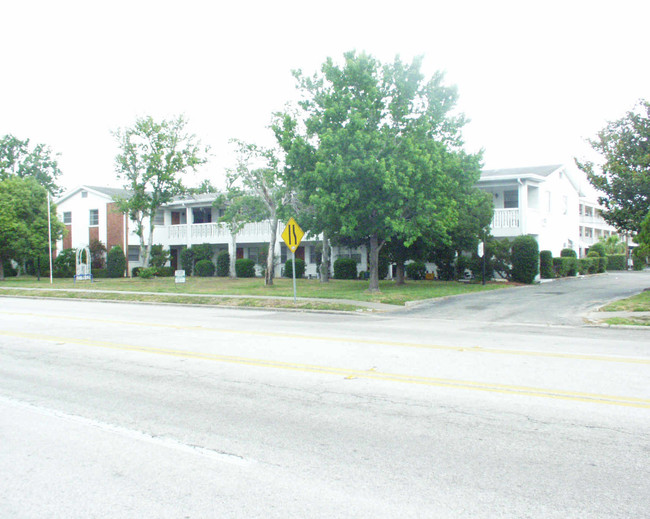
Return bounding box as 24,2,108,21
106,202,126,251
89,226,99,243
63,225,72,249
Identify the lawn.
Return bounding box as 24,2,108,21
600,290,650,312
0,275,509,307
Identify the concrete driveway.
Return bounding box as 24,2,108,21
401,271,650,326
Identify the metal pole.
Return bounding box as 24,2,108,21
292,250,297,303
47,191,53,284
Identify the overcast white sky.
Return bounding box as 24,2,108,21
2,0,649,193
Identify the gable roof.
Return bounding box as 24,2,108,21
56,185,132,204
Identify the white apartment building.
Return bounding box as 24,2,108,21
55,164,616,277
477,164,617,257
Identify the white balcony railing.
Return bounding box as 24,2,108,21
167,221,274,244
491,208,520,229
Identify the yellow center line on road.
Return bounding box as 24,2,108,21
2,311,649,365
1,330,649,409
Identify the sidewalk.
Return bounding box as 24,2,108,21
0,286,401,312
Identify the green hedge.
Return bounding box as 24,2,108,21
195,259,215,277
588,242,606,258
606,254,626,271
539,250,553,279
511,235,539,284
53,248,76,278
553,256,577,277
216,251,230,277
334,258,358,279
578,257,597,275
235,258,256,278
560,248,577,258
406,261,427,280
137,267,158,279
107,245,126,278
283,258,305,278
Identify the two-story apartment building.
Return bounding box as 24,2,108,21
477,164,616,257
55,186,367,277
56,164,616,277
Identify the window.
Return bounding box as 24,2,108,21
128,246,140,262
247,247,259,264
280,245,288,264
81,190,88,198
89,209,99,226
562,195,568,215
153,209,164,225
192,207,212,224
503,190,518,209
63,212,72,224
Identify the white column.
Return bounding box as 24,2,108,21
185,206,191,249
518,180,528,234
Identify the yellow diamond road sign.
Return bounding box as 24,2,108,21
282,217,304,253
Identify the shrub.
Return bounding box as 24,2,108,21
131,266,141,278
632,247,648,271
156,266,174,277
137,267,157,279
2,261,18,277
235,258,256,278
578,257,595,275
93,268,108,279
195,259,215,277
216,251,230,277
191,244,213,263
539,250,553,279
283,258,305,278
106,245,126,278
53,248,76,278
89,239,107,269
606,254,626,270
25,254,51,277
456,255,470,280
378,249,390,280
149,244,170,268
180,247,194,273
511,235,539,284
588,242,606,258
586,251,604,273
334,257,358,279
406,261,427,280
560,248,577,258
468,254,495,283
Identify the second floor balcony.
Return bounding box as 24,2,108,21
166,221,275,245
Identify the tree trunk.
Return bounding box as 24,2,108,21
394,263,405,285
320,232,329,283
265,218,278,286
142,221,156,268
229,232,237,278
368,233,380,293
0,258,4,281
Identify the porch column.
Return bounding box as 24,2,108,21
518,180,528,234
185,206,191,249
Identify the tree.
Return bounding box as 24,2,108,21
0,176,63,280
0,134,63,195
215,172,267,278
576,100,650,235
114,115,207,268
229,140,293,285
278,52,478,292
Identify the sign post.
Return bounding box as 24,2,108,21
281,217,304,303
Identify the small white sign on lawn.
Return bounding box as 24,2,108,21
175,270,186,283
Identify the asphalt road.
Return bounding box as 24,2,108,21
0,274,649,518
401,270,650,326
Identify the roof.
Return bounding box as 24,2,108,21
56,185,133,204
480,164,564,180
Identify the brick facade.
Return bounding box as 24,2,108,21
106,202,126,250
63,225,72,249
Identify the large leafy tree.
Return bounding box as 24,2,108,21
114,115,208,267
276,52,480,291
0,134,63,195
576,100,650,234
0,176,64,279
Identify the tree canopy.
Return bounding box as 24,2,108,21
0,134,63,195
275,51,483,291
0,176,64,279
576,99,650,235
114,115,208,267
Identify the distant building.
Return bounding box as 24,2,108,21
477,164,617,257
